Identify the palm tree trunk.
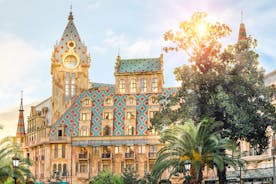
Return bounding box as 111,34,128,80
218,165,227,184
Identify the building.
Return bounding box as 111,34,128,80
16,10,177,184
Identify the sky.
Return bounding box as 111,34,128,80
0,0,276,137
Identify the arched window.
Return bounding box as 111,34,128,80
71,73,76,97
62,164,67,176
81,127,88,136
128,97,134,105
128,126,135,135
103,126,111,136
119,79,125,93
53,164,57,174
130,78,136,93
141,79,147,93
151,78,158,92
65,72,70,101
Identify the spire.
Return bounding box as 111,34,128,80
238,11,247,41
68,5,74,21
16,91,25,137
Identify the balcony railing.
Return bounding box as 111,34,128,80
79,153,89,160
101,152,112,159
148,152,157,158
125,152,135,159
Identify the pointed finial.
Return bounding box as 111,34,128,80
20,90,23,111
118,47,120,56
68,4,74,21
241,11,243,22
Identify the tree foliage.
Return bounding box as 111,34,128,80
89,170,123,184
151,118,241,184
0,137,33,184
153,11,276,152
151,11,276,183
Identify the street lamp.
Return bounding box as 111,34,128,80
12,154,20,184
184,160,191,172
184,160,191,184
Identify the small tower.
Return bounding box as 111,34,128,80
51,8,91,123
16,91,25,144
238,12,247,41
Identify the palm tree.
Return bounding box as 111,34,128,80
151,118,242,184
0,136,33,183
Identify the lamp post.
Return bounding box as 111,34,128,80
184,160,191,184
12,154,20,184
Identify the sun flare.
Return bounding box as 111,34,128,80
196,22,207,38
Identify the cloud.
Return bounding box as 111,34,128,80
0,32,50,111
103,33,128,48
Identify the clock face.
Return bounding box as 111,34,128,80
63,55,78,69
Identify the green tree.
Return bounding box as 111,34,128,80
122,168,140,184
90,169,123,184
152,12,276,183
0,137,33,184
151,118,241,184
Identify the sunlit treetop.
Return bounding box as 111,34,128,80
164,12,231,73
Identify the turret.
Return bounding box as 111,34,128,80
16,91,25,144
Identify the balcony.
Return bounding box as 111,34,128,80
124,152,135,159
79,153,89,160
148,152,157,159
101,152,112,160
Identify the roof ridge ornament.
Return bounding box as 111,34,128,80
68,5,74,21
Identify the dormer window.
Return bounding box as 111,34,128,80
130,78,136,93
141,79,147,93
127,96,136,106
104,97,113,106
149,96,158,105
119,79,125,93
104,112,113,120
126,112,136,120
151,78,158,92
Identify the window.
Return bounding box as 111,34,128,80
71,73,76,97
65,72,76,101
128,126,135,135
104,112,113,120
65,72,70,101
149,111,157,119
81,127,88,136
138,145,145,154
58,164,62,175
75,163,78,175
83,99,90,105
80,163,88,173
103,126,111,136
150,96,158,105
81,113,88,121
115,146,120,154
53,164,57,173
149,145,157,153
151,78,158,92
93,147,99,154
141,79,147,93
54,145,58,158
62,144,66,158
119,79,125,93
130,78,136,93
62,164,67,176
127,97,136,106
105,97,113,105
126,164,134,171
126,112,135,119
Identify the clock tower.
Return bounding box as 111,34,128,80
51,10,91,123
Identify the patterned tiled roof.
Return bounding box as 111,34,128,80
16,96,25,136
50,85,178,139
117,58,161,74
51,11,90,65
